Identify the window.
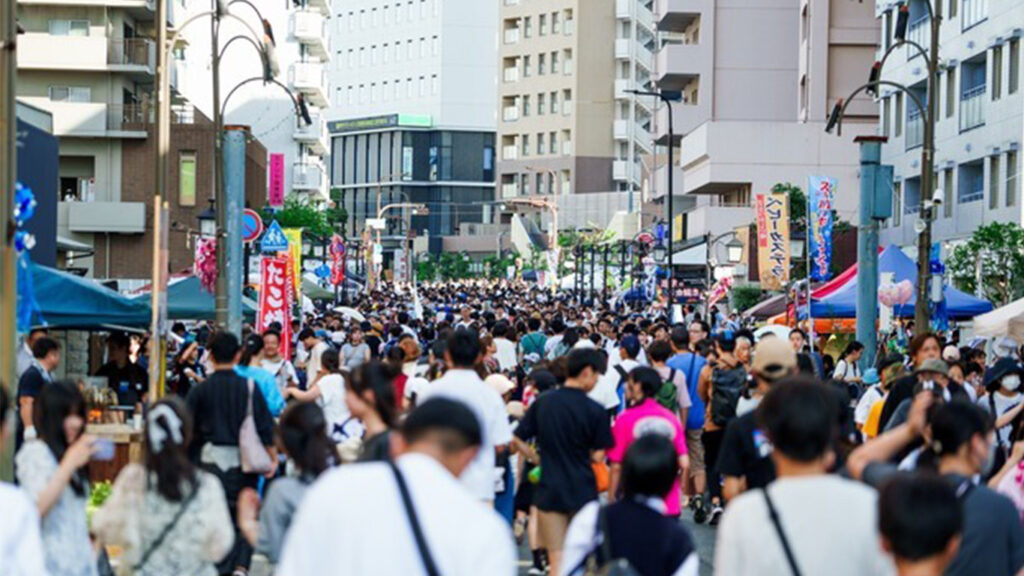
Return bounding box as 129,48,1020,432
537,133,544,155
949,0,957,17
549,131,557,154
48,86,90,102
539,14,547,36
419,37,426,58
522,134,530,157
49,19,89,36
522,95,531,117
382,43,389,64
552,12,561,34
550,91,558,114
944,169,954,217
893,181,902,227
946,67,956,118
359,47,367,66
959,161,984,203
347,86,354,104
1010,39,1020,95
989,154,1001,209
382,81,389,101
372,7,379,26
537,93,545,115
523,55,531,77
179,152,196,207
551,51,559,74
992,45,1003,101
1008,150,1019,207
524,16,532,38
371,45,378,65
882,97,891,136
407,39,414,60
894,93,903,136
431,75,438,94
538,53,546,75
432,35,439,56
348,10,355,30
418,76,425,96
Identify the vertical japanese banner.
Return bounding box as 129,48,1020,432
330,234,346,286
755,192,791,291
808,175,835,281
194,237,218,294
268,154,285,207
283,228,303,297
259,255,293,360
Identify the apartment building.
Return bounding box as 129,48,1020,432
876,0,1023,251
654,0,877,244
15,0,181,279
178,0,332,202
498,0,651,199
326,0,497,251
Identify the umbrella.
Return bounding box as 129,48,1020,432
334,306,365,323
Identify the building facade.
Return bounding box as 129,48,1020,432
654,0,878,245
876,0,1023,251
177,0,331,202
497,0,654,199
326,0,497,250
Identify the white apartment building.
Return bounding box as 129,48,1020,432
325,0,497,252
178,0,332,201
876,0,1023,251
15,0,181,276
497,0,655,200
654,0,877,245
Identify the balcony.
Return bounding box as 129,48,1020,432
503,28,520,44
289,62,328,108
959,85,986,131
501,183,519,198
614,120,652,153
293,162,324,192
108,37,155,74
654,0,700,32
290,11,328,61
503,67,520,83
18,98,149,138
683,204,752,240
19,33,105,71
906,108,924,150
906,17,929,60
305,0,330,16
502,145,518,160
562,140,573,155
655,42,704,90
615,38,653,71
613,160,643,186
962,0,988,30
66,201,146,234
653,100,704,142
562,100,573,116
294,113,328,156
616,0,654,33
502,106,520,122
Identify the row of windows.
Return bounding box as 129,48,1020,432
880,0,988,50
503,170,570,196
502,89,573,121
886,149,1019,228
336,0,437,32
338,36,439,70
334,75,439,106
516,11,568,38
879,40,1020,140
501,130,572,158
503,50,573,79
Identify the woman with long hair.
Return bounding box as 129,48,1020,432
93,397,233,576
346,360,398,462
285,348,362,442
238,402,338,568
833,341,865,385
15,381,99,576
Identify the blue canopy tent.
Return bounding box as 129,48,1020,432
133,276,257,321
28,263,151,328
809,245,993,319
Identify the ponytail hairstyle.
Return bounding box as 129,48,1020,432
145,396,197,501
918,400,993,471
239,333,265,366
842,341,865,361
347,360,398,428
277,401,337,477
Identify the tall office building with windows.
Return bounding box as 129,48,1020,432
876,0,1024,251
497,0,655,199
326,0,497,253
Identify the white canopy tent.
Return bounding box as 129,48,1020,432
972,297,1024,340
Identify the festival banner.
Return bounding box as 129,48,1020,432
194,237,217,294
755,192,791,291
330,234,346,286
268,154,285,207
808,175,836,281
283,228,303,296
258,255,293,359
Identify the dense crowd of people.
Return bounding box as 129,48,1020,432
3,279,1024,576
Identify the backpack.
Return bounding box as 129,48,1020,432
710,365,747,426
581,507,642,576
655,369,678,412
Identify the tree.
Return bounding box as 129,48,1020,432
732,285,764,313
948,222,1024,307
416,254,437,282
263,196,334,238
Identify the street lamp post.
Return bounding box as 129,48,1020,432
526,165,559,195
368,202,428,289
826,1,940,331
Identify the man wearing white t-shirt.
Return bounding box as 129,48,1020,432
419,328,513,502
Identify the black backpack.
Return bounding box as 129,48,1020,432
710,365,747,426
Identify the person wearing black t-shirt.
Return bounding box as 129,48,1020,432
512,348,614,576
187,332,277,576
718,337,796,503
15,336,60,452
95,331,148,409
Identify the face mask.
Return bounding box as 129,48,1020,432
1001,375,1021,392
921,380,936,390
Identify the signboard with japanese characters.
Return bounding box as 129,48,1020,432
268,154,285,207
330,234,346,286
755,192,791,291
808,175,835,281
258,255,293,359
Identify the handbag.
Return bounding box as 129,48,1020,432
240,378,273,474
390,461,442,576
763,488,803,576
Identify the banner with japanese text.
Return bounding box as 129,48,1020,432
283,228,303,296
755,192,791,291
268,154,285,207
808,175,835,281
330,234,346,286
258,255,293,359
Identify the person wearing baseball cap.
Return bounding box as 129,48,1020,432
718,337,797,503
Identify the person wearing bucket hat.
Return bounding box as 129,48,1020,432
980,357,1024,456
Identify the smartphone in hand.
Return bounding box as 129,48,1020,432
92,438,116,462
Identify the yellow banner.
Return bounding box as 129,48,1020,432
284,228,303,296
755,192,790,291
673,213,684,243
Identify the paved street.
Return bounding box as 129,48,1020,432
516,511,717,575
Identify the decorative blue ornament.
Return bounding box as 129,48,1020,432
13,182,36,226
13,231,35,253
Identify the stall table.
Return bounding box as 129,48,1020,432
86,423,144,483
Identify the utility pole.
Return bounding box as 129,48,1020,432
855,136,893,371
1,0,19,481
212,5,227,328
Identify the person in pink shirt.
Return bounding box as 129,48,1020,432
608,366,690,516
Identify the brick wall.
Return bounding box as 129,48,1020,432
97,111,268,280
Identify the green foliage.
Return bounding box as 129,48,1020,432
772,182,807,228
482,254,517,280
416,255,437,282
948,222,1024,306
732,285,764,313
263,196,335,238
436,252,473,280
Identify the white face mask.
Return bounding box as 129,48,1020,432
1001,375,1021,392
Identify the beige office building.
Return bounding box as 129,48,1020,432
654,0,878,243
497,0,656,200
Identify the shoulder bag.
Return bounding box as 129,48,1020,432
763,488,802,576
240,378,273,474
131,487,199,573
390,461,442,576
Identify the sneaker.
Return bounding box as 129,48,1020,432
528,567,546,576
708,505,724,526
692,495,707,524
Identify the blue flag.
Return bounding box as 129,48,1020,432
807,175,835,281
